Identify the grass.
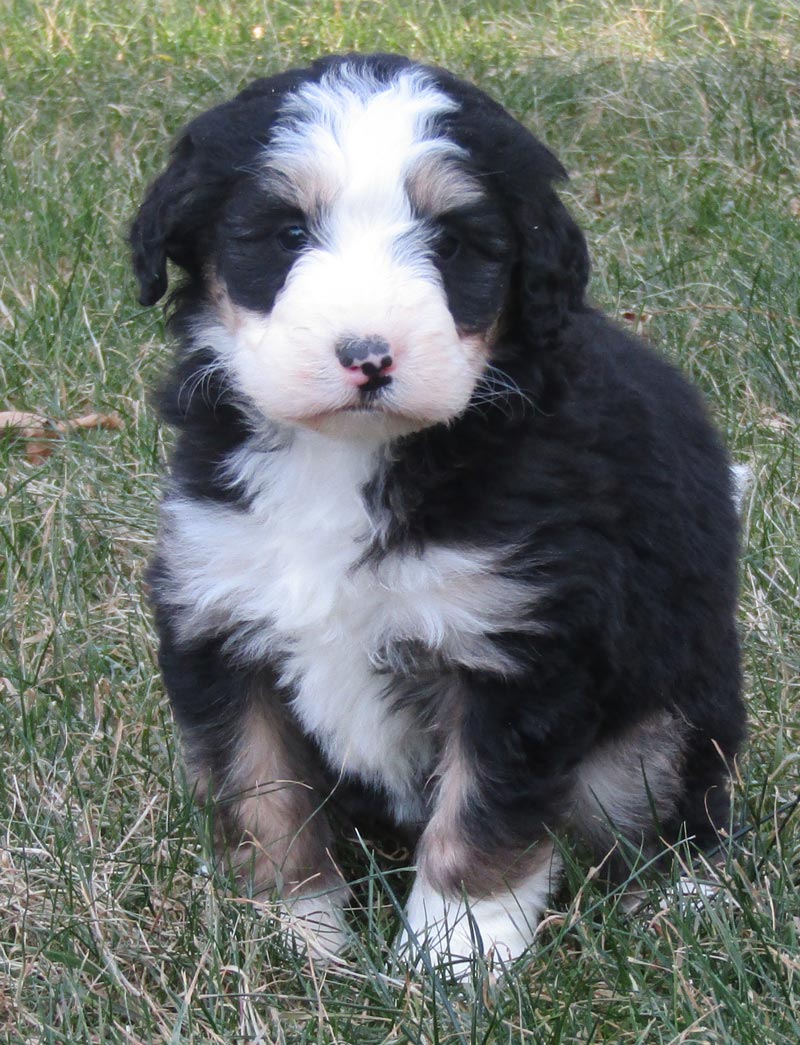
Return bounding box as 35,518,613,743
1,0,798,1041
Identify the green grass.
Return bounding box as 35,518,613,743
1,1,798,1041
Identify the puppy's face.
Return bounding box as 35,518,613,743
212,69,514,438
132,56,589,439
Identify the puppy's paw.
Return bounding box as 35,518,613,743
279,889,349,964
395,879,540,980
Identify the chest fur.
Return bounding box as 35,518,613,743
159,434,532,812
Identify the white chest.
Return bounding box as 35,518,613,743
160,432,532,813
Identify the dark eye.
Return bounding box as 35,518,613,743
434,230,460,261
277,224,310,253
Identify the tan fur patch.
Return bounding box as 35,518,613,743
572,710,687,853
417,702,556,899
185,692,344,902
405,156,484,215
417,729,475,892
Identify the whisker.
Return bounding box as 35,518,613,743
468,364,535,419
177,358,227,414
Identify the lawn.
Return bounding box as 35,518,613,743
1,1,798,1042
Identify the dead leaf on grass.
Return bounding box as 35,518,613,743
0,410,123,463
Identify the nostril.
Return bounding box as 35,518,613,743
360,356,393,379
336,335,392,371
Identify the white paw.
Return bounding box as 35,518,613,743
396,873,549,979
279,889,349,963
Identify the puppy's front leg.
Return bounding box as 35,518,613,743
159,629,348,958
397,679,577,976
399,749,561,975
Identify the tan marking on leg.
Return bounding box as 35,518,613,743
417,715,556,900
417,728,475,894
572,710,686,857
184,695,344,903
184,693,349,959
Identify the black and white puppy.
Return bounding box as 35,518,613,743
131,53,745,970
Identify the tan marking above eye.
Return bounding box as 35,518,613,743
405,156,484,216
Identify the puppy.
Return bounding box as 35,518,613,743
131,53,745,972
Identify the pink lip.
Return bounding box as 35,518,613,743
344,367,371,387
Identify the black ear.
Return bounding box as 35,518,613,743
130,132,199,306
428,67,590,351
130,69,310,307
514,182,590,353
482,122,590,352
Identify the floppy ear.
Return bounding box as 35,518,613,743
130,132,203,306
428,67,590,352
513,182,590,353
130,70,307,307
486,122,589,353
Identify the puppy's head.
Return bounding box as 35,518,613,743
132,54,589,439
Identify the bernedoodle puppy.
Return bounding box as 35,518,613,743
130,53,745,973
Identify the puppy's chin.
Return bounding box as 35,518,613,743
252,378,480,442
258,377,479,442
288,405,448,443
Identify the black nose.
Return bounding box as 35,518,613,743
335,335,393,375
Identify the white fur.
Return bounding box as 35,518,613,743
266,65,479,219
398,854,560,977
279,890,349,963
158,430,539,821
202,67,491,435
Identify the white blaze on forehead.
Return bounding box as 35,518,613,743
265,65,483,218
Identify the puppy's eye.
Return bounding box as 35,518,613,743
277,224,310,253
434,231,460,261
